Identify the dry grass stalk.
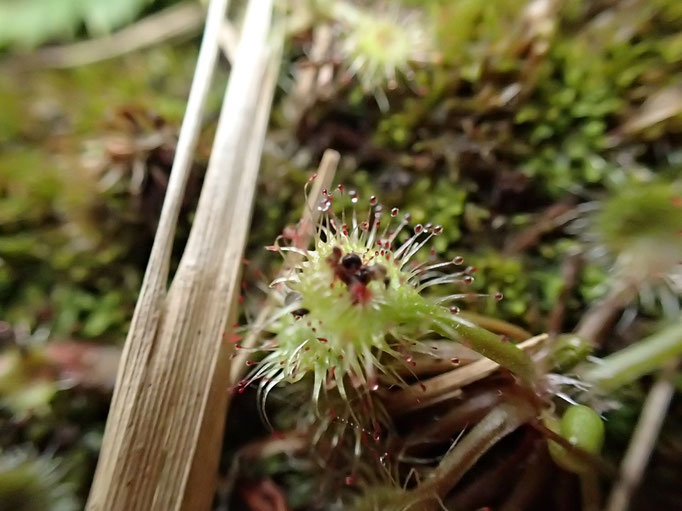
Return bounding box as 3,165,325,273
86,0,279,509
386,334,548,415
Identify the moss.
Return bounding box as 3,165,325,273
0,46,214,339
0,449,78,511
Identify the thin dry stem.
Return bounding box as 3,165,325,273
605,359,678,511
404,389,504,446
30,2,205,68
580,471,601,511
385,334,548,415
499,443,553,511
282,24,335,124
576,280,637,345
228,149,339,385
421,399,536,499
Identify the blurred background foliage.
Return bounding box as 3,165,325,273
0,0,681,509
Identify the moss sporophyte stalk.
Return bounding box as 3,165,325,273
236,180,536,411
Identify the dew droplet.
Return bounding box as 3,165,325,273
450,306,460,314
350,190,358,204
369,195,377,206
391,207,399,217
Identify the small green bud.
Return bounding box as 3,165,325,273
547,405,605,474
551,334,593,372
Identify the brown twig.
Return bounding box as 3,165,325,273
499,442,554,511
580,471,601,511
445,432,537,511
403,388,504,446
548,251,583,336
504,200,576,254
575,280,637,345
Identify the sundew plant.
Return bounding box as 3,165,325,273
237,179,536,415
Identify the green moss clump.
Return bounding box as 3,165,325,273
0,449,79,511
